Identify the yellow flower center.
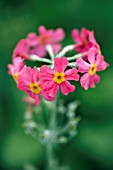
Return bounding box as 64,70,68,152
89,64,97,76
53,72,65,84
13,73,18,83
39,35,50,45
29,83,41,94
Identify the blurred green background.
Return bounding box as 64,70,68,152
0,0,113,170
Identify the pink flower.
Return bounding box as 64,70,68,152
76,47,109,90
8,57,24,83
17,66,54,106
13,39,30,59
71,28,100,53
26,26,65,57
39,56,79,97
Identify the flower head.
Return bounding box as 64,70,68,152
8,57,24,83
39,56,79,97
71,28,100,53
26,26,65,58
17,66,54,106
76,47,109,90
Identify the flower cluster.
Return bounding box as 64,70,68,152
8,26,108,105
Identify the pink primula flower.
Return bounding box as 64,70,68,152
39,56,79,97
71,28,100,53
13,39,30,59
8,57,24,83
17,66,54,106
26,26,65,57
76,47,109,90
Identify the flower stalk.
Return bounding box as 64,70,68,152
46,97,58,170
7,25,109,170
30,54,51,63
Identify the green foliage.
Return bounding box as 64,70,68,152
2,129,44,168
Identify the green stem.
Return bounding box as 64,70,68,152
46,45,55,60
68,62,77,67
67,51,87,61
30,54,52,63
46,142,57,170
56,44,75,58
49,97,57,129
46,96,58,170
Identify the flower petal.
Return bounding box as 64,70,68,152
8,64,14,75
27,32,38,46
65,68,79,81
71,29,81,42
17,76,30,91
41,91,55,101
95,54,109,71
80,73,90,90
60,81,75,95
54,56,68,72
52,28,65,42
13,57,24,73
47,83,59,97
76,58,90,73
81,28,89,41
41,80,58,97
32,66,39,82
13,39,30,59
87,47,97,64
17,66,32,90
89,31,100,49
38,26,47,34
88,76,96,88
40,65,54,80
41,80,55,91
94,73,100,83
89,74,100,88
